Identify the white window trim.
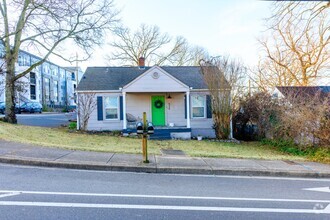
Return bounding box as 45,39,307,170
104,96,120,120
191,94,206,119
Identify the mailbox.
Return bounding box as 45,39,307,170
136,122,144,134
147,122,154,134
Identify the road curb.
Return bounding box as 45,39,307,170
1,157,329,178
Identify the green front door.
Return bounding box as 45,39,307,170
151,96,165,126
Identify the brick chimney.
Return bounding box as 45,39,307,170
138,57,145,69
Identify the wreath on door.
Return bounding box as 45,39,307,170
154,99,163,109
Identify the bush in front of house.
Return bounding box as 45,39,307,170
234,91,330,160
68,121,77,130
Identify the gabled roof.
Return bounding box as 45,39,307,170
77,66,208,91
63,66,84,73
276,86,330,99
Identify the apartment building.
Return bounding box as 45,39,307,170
0,47,83,108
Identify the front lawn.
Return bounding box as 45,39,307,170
0,122,308,161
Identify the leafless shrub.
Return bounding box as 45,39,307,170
200,56,247,139
277,90,330,147
78,93,97,131
235,89,330,148
235,92,279,139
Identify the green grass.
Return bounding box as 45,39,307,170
0,121,309,161
261,139,330,164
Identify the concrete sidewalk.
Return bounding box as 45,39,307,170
0,140,329,178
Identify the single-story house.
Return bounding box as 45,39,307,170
273,86,330,100
77,59,219,139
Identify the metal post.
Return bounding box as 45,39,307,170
75,53,79,130
142,112,149,163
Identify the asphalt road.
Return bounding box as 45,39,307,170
0,164,329,219
15,113,76,127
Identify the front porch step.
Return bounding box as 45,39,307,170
149,130,172,140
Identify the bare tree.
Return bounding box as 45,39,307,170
200,56,247,139
0,0,119,123
107,24,208,66
77,92,96,131
166,44,209,66
0,56,4,98
256,1,330,89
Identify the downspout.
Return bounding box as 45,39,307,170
41,63,44,105
65,69,68,110
76,91,79,130
75,54,80,130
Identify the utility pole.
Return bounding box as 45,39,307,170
76,52,80,130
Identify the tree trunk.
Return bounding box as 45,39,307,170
4,61,17,124
214,112,230,139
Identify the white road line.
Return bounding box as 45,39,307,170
325,204,330,213
0,192,20,198
303,187,330,193
0,201,329,214
0,190,329,203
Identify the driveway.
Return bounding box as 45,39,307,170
13,112,76,128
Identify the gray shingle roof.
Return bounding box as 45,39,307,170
77,66,208,91
276,86,330,99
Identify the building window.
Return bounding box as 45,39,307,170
45,78,50,102
43,65,47,74
18,55,23,66
30,85,36,100
23,54,30,66
54,81,58,102
71,72,75,80
30,72,36,84
60,69,65,78
104,96,119,120
191,95,206,118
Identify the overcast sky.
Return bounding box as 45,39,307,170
64,0,273,70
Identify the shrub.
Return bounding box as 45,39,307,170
309,148,330,164
68,122,77,130
42,104,49,112
261,138,307,156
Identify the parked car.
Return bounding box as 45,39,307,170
19,102,43,113
0,102,21,114
0,102,5,114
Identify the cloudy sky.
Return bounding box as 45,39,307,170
75,0,273,70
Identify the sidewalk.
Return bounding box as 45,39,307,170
0,140,329,178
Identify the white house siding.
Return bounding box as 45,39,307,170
165,93,186,126
189,91,215,138
86,92,123,131
126,92,186,126
126,93,151,122
123,67,188,93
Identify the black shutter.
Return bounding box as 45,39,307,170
97,96,103,121
119,96,123,120
206,95,212,118
184,95,187,119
